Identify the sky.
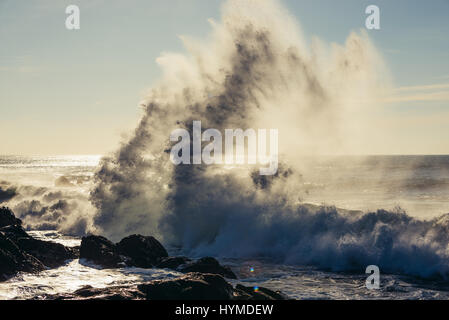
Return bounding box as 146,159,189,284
0,0,448,155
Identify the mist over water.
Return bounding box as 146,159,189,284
3,0,449,281
0,155,99,234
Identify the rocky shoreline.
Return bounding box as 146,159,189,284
0,207,288,300
0,207,77,281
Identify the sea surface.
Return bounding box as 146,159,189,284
1,155,449,300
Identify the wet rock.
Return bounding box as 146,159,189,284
1,208,242,287
234,284,289,300
0,208,77,281
156,256,192,270
0,209,104,281
156,256,237,279
74,285,145,300
79,235,122,268
0,224,77,268
73,233,236,280
138,272,235,300
0,232,44,281
0,224,29,239
0,207,22,228
40,285,146,300
179,257,237,279
16,237,77,268
33,273,289,300
80,234,169,269
117,234,168,268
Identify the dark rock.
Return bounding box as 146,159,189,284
138,272,235,300
0,224,29,239
235,284,289,300
79,235,122,268
232,288,253,300
70,246,80,257
38,285,145,300
117,234,168,268
0,208,80,281
33,273,289,300
16,237,77,268
79,234,170,269
0,232,44,281
0,224,77,268
0,207,22,228
72,285,145,300
156,256,192,269
179,257,237,279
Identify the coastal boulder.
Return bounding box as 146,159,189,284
32,273,289,300
39,285,146,300
0,208,84,281
234,284,289,300
0,224,77,268
156,256,192,270
0,232,44,281
117,234,168,268
138,272,234,300
16,237,77,268
0,224,29,240
0,207,22,228
79,235,122,268
179,257,237,279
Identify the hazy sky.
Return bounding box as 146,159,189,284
1,0,448,155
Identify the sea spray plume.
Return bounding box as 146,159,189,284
89,0,286,240
85,0,449,280
90,0,386,240
90,108,173,239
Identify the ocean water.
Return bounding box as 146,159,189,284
1,155,449,299
296,155,449,219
